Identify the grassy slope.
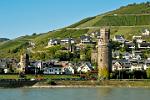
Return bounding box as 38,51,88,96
72,3,150,27
68,17,96,28
77,15,104,28
0,35,39,50
0,35,39,58
109,3,150,14
94,15,150,26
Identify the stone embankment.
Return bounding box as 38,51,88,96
31,80,150,88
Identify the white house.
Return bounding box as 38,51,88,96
35,61,43,70
4,68,9,74
112,62,123,71
143,60,150,70
43,63,63,75
48,39,60,46
142,29,150,36
63,64,75,75
77,62,93,73
113,35,125,43
43,67,63,75
112,60,131,71
90,31,100,38
80,35,92,44
60,38,75,45
28,41,35,48
131,64,144,71
132,36,143,43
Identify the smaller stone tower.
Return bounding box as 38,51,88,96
19,53,29,73
98,28,112,79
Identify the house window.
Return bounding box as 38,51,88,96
100,59,102,61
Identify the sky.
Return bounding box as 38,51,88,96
0,0,148,39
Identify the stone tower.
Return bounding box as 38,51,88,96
98,28,112,79
19,53,29,73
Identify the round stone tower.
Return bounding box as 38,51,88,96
98,28,112,79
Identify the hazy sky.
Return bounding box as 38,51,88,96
0,0,148,39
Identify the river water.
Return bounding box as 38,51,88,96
0,87,150,100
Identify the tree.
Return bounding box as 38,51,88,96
146,1,150,5
133,39,138,50
54,51,73,61
146,68,150,79
111,41,122,51
32,33,37,36
80,45,92,61
98,67,109,80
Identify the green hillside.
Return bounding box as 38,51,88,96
72,2,150,28
68,17,96,28
0,29,89,58
109,2,150,14
0,35,39,58
94,15,150,26
0,2,150,59
33,29,89,49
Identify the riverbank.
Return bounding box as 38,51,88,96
31,85,150,88
30,80,150,88
1,79,150,88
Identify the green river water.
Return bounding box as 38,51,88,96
0,87,150,100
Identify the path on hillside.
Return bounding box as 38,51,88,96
108,13,150,16
66,25,150,30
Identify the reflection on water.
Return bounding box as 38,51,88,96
0,88,150,100
97,87,112,97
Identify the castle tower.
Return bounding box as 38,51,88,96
98,28,112,79
19,53,29,73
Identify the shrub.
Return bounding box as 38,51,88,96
46,79,57,85
98,67,109,80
